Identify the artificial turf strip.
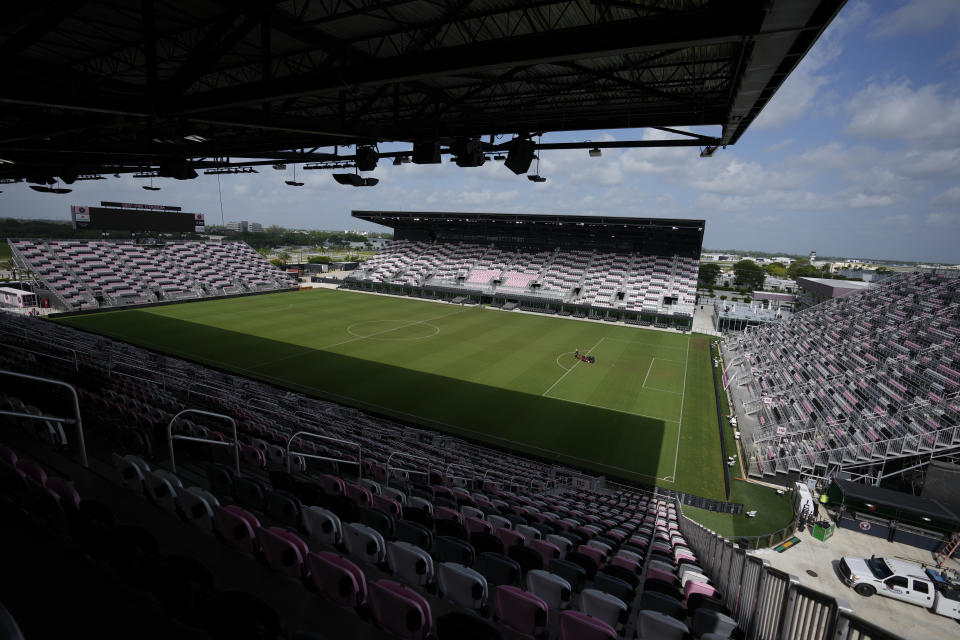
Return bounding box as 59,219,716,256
55,288,726,499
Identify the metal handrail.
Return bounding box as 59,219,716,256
385,451,431,480
444,462,475,485
0,342,78,371
167,409,239,475
286,431,362,478
107,362,167,391
0,368,87,467
186,381,230,402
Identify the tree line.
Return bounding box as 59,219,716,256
698,259,860,291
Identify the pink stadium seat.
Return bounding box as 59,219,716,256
369,579,432,639
494,585,549,637
306,551,367,609
559,610,617,640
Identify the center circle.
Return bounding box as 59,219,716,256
347,319,440,341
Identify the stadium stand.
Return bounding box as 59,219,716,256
347,213,703,326
7,240,296,310
0,306,902,640
354,241,698,319
722,270,960,480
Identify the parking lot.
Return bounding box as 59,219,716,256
752,518,960,639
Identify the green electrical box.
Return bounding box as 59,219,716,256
812,521,835,542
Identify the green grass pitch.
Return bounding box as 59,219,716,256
56,288,728,499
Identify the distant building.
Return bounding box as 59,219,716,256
225,221,263,233
762,276,795,292
796,277,874,309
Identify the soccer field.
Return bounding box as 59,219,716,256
56,288,726,499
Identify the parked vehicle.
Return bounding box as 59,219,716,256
838,556,960,620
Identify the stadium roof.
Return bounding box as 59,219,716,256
0,0,846,185
353,210,703,229
797,277,874,298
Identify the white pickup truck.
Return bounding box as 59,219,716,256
838,556,960,621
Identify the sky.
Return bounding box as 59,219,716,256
3,0,960,263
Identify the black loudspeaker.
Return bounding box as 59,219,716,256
412,141,441,164
355,146,379,171
504,138,535,175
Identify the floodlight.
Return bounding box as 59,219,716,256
700,146,718,158
183,134,208,143
284,180,304,187
588,147,602,158
527,175,547,183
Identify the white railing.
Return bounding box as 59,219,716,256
385,451,431,482
166,409,239,475
0,368,87,467
286,431,362,477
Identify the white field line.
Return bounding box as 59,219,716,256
671,335,692,479
242,307,465,371
642,358,656,388
542,337,604,397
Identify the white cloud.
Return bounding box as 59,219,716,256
925,211,960,227
872,0,960,37
846,192,895,208
930,186,960,206
844,80,960,144
765,139,794,152
754,2,869,129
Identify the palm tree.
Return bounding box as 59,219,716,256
276,251,291,267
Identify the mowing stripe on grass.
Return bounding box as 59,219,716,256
670,334,692,480
242,306,465,370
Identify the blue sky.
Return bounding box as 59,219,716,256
5,0,960,263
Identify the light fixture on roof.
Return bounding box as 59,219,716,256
0,158,14,164
393,156,403,166
203,167,258,174
589,147,602,158
333,172,378,187
272,163,287,170
285,164,304,187
183,134,208,143
700,145,718,158
525,136,547,182
142,176,161,191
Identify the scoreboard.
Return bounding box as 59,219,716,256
71,202,205,232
